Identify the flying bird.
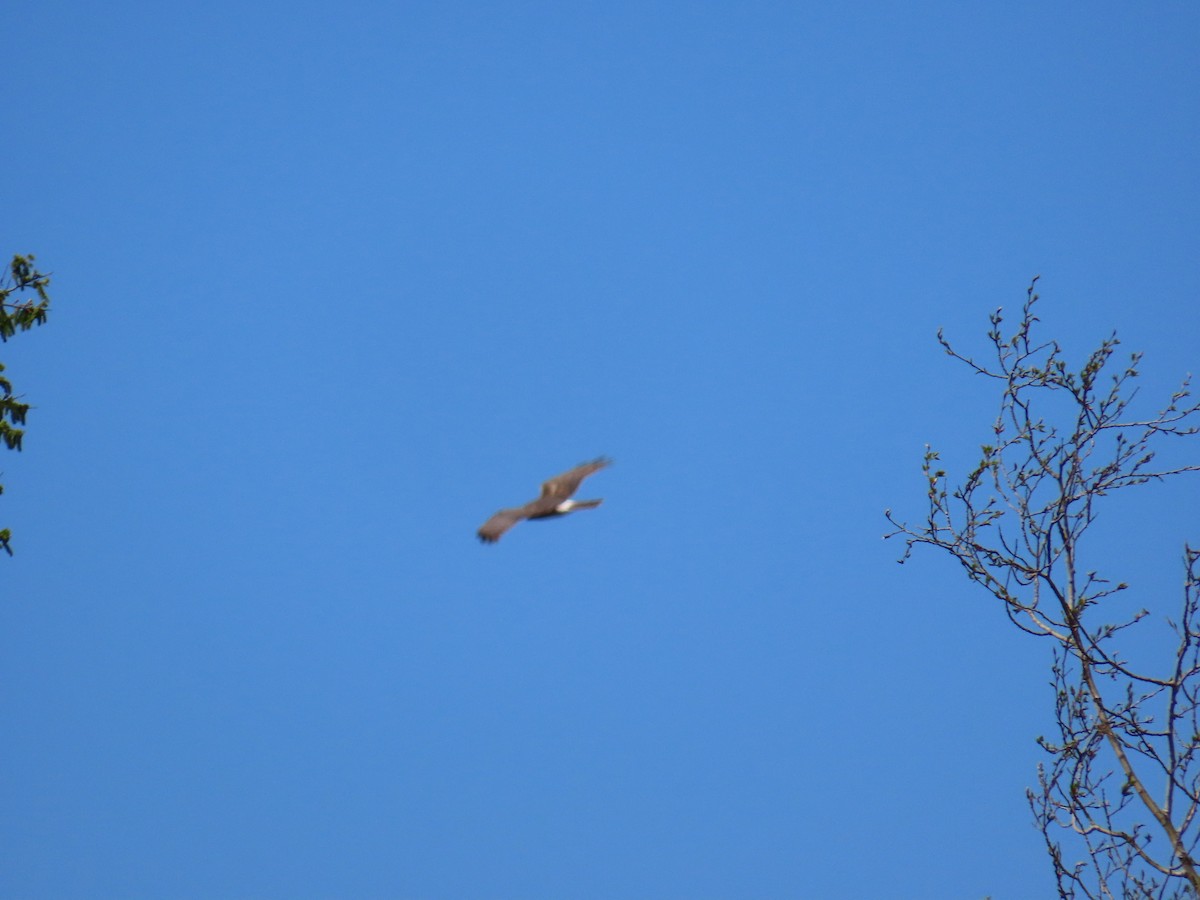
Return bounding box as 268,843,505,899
477,457,612,543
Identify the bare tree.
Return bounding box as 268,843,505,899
885,279,1200,898
0,253,51,555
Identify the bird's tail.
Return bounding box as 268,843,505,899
570,498,603,511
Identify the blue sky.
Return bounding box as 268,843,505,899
3,2,1198,897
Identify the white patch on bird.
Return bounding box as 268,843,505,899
555,500,577,513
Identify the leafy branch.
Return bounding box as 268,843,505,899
0,253,52,556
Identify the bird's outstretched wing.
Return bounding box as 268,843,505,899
477,508,526,543
540,457,612,499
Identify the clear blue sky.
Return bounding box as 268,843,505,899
4,2,1199,897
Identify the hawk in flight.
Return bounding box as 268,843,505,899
477,457,612,543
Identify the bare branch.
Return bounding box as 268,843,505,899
888,282,1200,896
